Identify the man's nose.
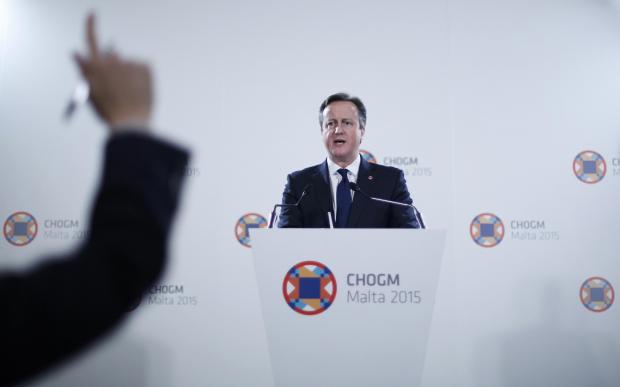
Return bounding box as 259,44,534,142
334,123,344,134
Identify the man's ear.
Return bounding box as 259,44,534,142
360,127,365,143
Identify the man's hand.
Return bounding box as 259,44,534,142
74,14,152,131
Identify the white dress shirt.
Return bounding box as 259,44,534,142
326,155,361,217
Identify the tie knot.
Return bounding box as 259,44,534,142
337,168,349,180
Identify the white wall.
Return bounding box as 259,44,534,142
1,0,618,386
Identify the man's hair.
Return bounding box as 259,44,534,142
318,92,367,129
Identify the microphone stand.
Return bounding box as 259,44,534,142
268,185,312,228
349,182,426,229
268,203,296,228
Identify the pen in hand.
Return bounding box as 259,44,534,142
63,80,90,121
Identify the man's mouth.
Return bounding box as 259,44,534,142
334,139,346,145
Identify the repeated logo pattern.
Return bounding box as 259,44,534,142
3,211,38,246
282,261,337,315
470,213,504,248
580,277,614,312
235,213,268,248
573,150,606,184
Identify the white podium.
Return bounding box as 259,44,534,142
251,229,446,387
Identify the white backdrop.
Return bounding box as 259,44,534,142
1,0,618,386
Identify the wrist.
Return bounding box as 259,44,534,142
109,113,151,134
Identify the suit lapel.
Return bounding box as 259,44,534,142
347,157,373,227
313,161,335,226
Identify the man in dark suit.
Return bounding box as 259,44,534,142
278,93,421,228
1,15,189,386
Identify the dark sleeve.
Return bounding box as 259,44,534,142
0,133,189,386
277,174,303,228
388,170,420,228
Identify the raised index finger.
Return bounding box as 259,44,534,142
86,13,100,60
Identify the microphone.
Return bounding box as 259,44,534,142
349,182,426,229
268,184,313,228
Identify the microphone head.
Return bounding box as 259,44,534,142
301,184,313,195
348,181,360,192
294,184,313,206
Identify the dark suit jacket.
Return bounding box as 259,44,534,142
0,133,189,386
278,156,420,228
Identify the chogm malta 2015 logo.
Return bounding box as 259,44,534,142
235,213,267,248
573,150,606,184
580,277,614,313
283,261,337,315
4,211,38,246
359,149,377,164
470,213,504,248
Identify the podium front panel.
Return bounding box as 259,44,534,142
251,229,446,387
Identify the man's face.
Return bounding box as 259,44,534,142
321,101,365,167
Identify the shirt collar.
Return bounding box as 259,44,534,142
327,154,361,178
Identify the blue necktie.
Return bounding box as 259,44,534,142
335,169,352,228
